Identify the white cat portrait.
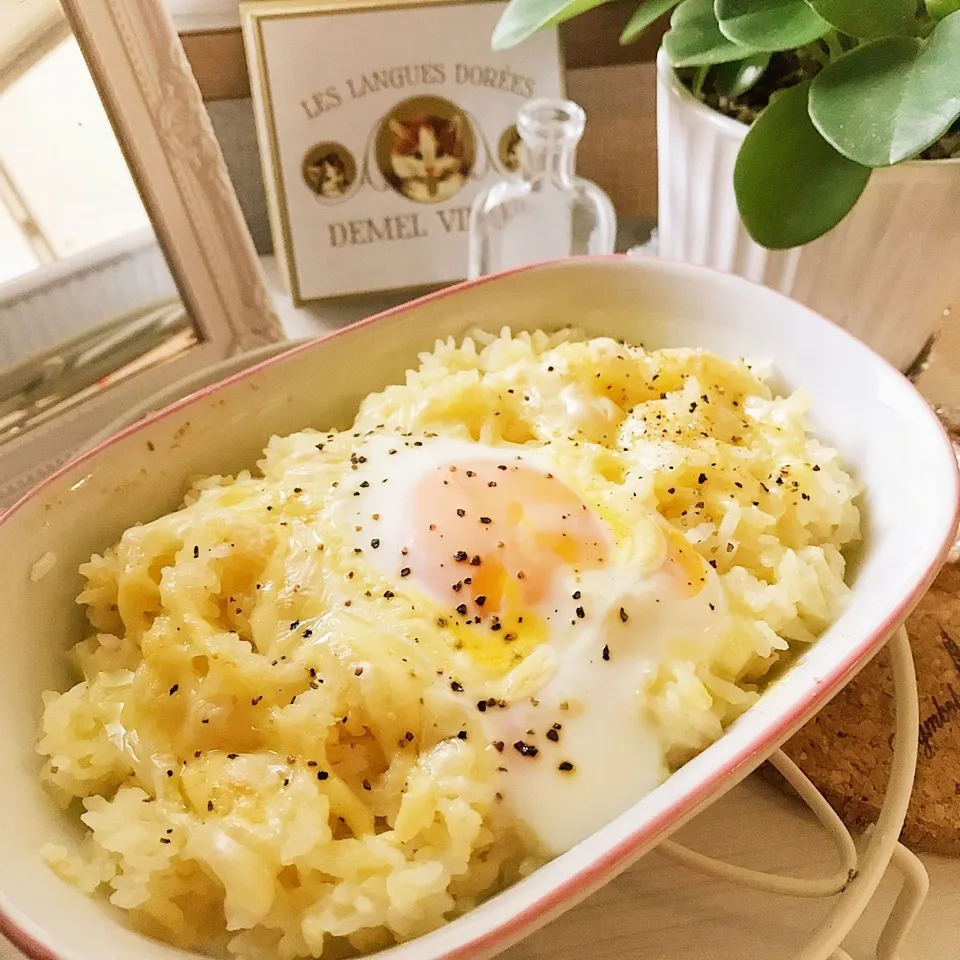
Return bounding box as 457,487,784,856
387,113,468,203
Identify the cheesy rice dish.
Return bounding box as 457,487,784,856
38,329,861,958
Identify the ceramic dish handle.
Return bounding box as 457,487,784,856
656,627,924,960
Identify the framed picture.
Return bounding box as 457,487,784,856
242,0,564,304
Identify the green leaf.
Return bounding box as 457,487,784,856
808,11,960,166
805,0,915,38
734,81,871,249
664,0,762,67
492,0,612,50
620,0,682,44
710,53,771,97
716,0,831,50
924,0,960,22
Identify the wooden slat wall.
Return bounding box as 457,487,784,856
568,61,657,221
562,3,666,68
180,3,667,101
182,30,249,102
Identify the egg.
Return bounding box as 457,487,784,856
39,331,861,955
326,432,733,855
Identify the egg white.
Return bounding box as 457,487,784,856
314,432,736,854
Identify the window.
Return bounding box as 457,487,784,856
0,35,151,285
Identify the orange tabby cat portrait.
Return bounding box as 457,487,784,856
302,143,355,200
386,112,470,203
305,153,348,198
499,124,522,173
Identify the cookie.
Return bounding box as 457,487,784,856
761,562,960,855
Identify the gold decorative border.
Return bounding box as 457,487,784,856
241,0,566,306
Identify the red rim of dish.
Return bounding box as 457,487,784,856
2,254,957,960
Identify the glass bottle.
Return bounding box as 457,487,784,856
468,98,616,279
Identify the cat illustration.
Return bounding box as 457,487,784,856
305,152,350,199
502,127,522,172
387,114,468,203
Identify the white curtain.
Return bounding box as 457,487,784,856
165,0,244,32
0,0,68,94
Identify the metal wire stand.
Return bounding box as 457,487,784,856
654,626,924,960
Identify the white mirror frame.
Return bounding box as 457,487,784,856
0,0,285,506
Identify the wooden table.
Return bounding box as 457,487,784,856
268,258,960,960
4,258,957,960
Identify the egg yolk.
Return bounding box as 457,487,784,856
401,454,707,672
662,525,708,598
408,457,608,631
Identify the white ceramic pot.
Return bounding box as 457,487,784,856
656,48,960,373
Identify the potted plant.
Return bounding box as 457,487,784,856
492,0,960,372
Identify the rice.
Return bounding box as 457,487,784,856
37,328,860,957
30,550,57,581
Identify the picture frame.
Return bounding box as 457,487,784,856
242,0,565,304
0,0,284,507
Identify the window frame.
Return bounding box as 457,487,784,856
0,0,283,505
